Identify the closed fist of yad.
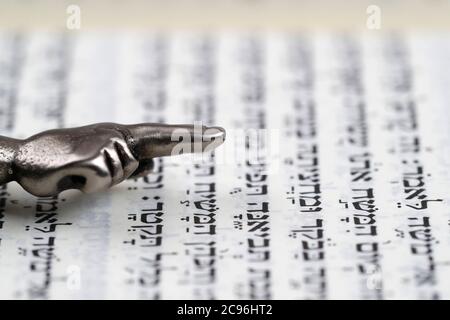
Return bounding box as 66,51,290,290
0,123,225,196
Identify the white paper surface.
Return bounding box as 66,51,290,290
0,31,450,299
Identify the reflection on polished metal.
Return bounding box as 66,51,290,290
0,123,226,197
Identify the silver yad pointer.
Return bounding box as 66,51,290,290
0,123,226,196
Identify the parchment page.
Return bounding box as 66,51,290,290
0,32,449,299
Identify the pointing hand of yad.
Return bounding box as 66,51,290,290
0,123,225,196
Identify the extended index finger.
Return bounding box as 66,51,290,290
124,123,226,160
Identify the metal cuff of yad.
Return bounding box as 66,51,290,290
0,123,225,197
